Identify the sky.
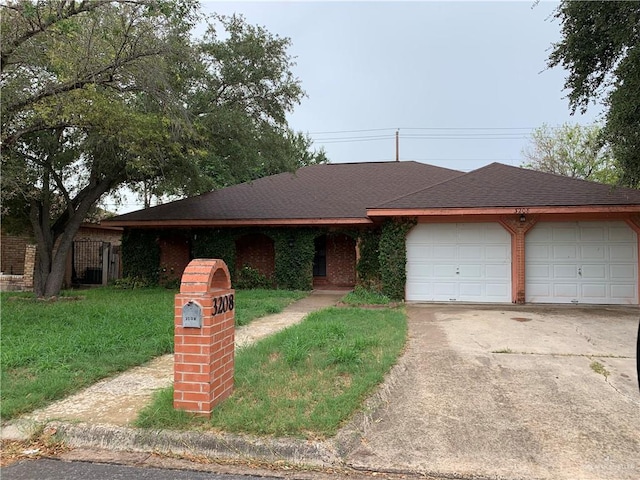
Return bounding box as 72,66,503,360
111,0,603,213
202,0,601,173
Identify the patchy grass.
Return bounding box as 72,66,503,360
492,348,514,354
136,307,407,438
590,360,610,378
1,288,306,420
340,286,392,306
234,289,307,326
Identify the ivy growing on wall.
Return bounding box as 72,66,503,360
379,218,416,300
191,229,238,281
356,228,382,291
121,229,160,285
271,228,317,290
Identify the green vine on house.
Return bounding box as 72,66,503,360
378,218,416,300
191,229,237,282
121,229,161,285
272,228,317,290
356,228,382,291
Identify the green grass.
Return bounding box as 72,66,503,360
136,307,407,438
0,287,306,420
341,286,392,306
234,289,307,326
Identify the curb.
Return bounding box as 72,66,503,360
50,422,343,468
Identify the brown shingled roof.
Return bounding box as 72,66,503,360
107,161,463,225
375,163,640,209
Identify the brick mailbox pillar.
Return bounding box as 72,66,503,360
174,259,235,417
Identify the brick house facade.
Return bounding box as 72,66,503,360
106,162,640,304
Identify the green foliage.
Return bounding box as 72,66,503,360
191,229,237,281
122,229,160,285
521,123,619,184
548,1,640,187
136,307,407,438
379,219,416,300
356,228,382,290
342,286,391,306
234,289,306,327
235,265,273,290
0,3,325,297
272,228,317,290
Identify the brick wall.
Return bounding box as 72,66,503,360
326,234,356,287
235,233,275,278
74,225,122,246
1,234,28,275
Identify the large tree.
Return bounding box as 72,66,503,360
521,123,618,185
548,1,640,187
1,1,321,297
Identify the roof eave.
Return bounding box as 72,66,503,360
103,217,374,228
367,205,640,217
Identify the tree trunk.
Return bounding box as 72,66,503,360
30,179,113,298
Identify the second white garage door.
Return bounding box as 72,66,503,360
406,223,511,302
525,221,638,304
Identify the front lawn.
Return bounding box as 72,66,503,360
0,288,305,420
136,306,407,438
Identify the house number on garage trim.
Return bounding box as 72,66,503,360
515,207,530,215
213,294,234,316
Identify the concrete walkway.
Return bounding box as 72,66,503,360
2,291,344,440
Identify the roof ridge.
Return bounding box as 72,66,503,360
371,165,476,208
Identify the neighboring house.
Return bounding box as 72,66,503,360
104,161,640,305
0,223,123,292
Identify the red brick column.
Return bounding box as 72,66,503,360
500,215,538,304
174,259,235,417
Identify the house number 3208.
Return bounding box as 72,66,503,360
213,294,234,315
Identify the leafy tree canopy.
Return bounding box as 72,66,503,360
548,1,640,187
521,123,618,185
0,1,325,297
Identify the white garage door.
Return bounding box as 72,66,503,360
526,221,638,304
406,223,511,302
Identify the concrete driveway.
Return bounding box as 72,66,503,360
345,305,640,480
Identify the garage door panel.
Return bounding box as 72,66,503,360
459,283,482,296
527,282,551,297
433,264,457,278
581,264,606,279
611,284,636,299
485,245,510,260
581,284,607,299
526,221,637,305
611,264,635,279
580,226,605,241
609,226,635,241
434,283,457,297
485,264,509,279
553,245,577,259
460,264,483,278
554,284,579,297
527,245,550,260
553,265,578,279
406,223,511,302
610,245,635,260
553,227,577,241
581,245,605,260
434,245,456,258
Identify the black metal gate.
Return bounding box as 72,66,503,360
72,241,106,285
